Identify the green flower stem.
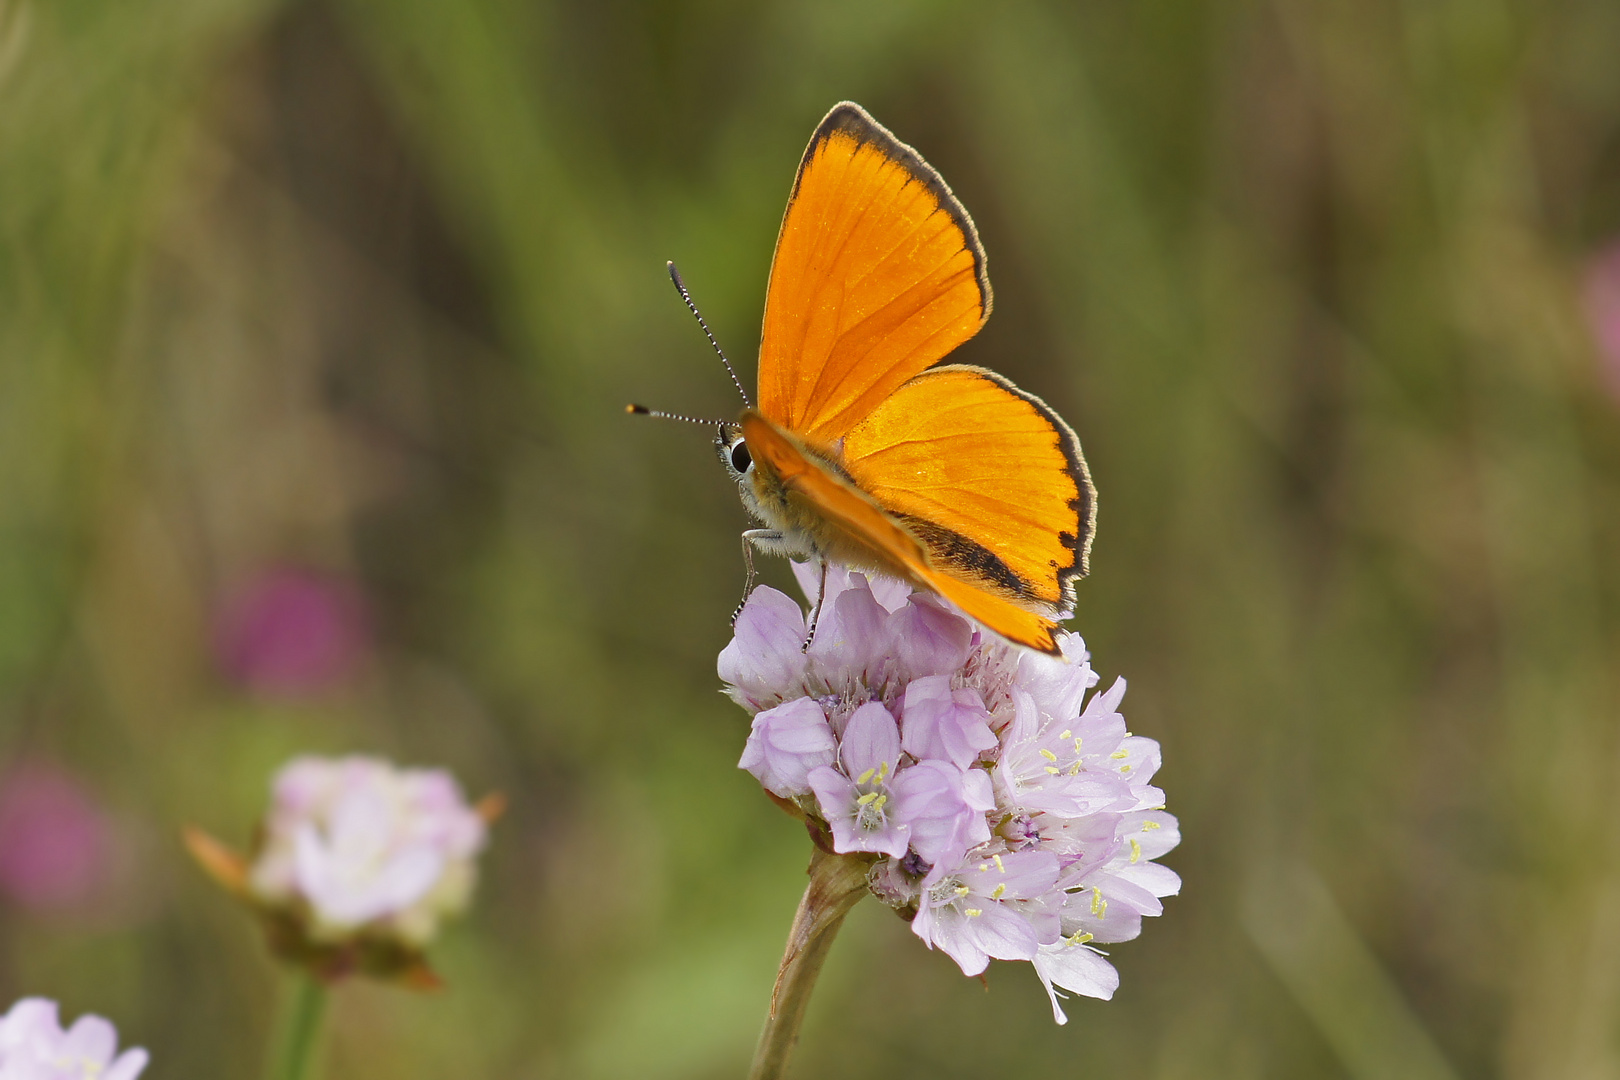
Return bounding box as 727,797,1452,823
267,975,330,1080
748,845,871,1080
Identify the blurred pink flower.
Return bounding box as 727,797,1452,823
0,997,148,1080
248,756,489,947
1583,241,1620,399
0,764,110,912
215,568,367,698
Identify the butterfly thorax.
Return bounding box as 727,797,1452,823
719,411,916,579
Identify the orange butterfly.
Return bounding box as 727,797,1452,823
665,102,1095,656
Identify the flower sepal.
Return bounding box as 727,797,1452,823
184,824,449,989
259,907,446,989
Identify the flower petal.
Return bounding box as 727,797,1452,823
838,701,901,778
1034,941,1119,1021
106,1048,152,1080
718,587,808,710
739,698,836,798
62,1014,118,1067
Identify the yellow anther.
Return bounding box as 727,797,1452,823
955,885,971,897
1130,838,1142,864
1142,821,1162,831
1068,762,1081,776
1044,766,1061,776
1110,750,1129,760
1040,748,1059,762
965,908,983,918
856,792,878,806
990,883,1006,899
872,794,887,811
878,761,890,780
1120,765,1132,773
1090,887,1106,916
993,854,1006,873
1068,930,1094,946
858,768,876,785
1073,737,1083,753
1059,729,1072,740
978,862,991,872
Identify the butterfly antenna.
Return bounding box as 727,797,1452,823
667,261,751,407
625,404,729,426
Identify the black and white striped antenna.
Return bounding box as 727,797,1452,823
667,261,750,407
624,404,728,425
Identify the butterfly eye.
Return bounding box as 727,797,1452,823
730,438,752,474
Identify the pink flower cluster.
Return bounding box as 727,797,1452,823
723,565,1179,1023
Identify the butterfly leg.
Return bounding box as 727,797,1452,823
735,529,784,624
801,558,828,652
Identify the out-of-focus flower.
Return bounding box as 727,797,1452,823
723,565,1179,1024
185,755,498,986
1582,240,1620,400
250,757,488,945
0,997,148,1080
214,568,367,698
0,764,110,912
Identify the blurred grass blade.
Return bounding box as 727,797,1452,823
1245,865,1460,1080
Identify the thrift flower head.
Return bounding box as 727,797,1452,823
186,755,495,985
0,998,147,1080
726,564,1179,1023
249,756,488,946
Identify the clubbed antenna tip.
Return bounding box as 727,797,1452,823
626,403,726,426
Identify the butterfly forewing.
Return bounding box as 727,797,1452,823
758,103,990,445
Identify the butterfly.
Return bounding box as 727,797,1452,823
654,102,1095,656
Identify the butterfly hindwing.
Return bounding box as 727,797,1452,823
839,365,1094,619
757,102,990,445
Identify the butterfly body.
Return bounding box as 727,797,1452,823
719,410,916,576
710,102,1095,656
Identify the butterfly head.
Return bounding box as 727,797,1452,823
715,422,751,480
718,420,788,546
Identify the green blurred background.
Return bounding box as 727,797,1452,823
3,0,1620,1076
